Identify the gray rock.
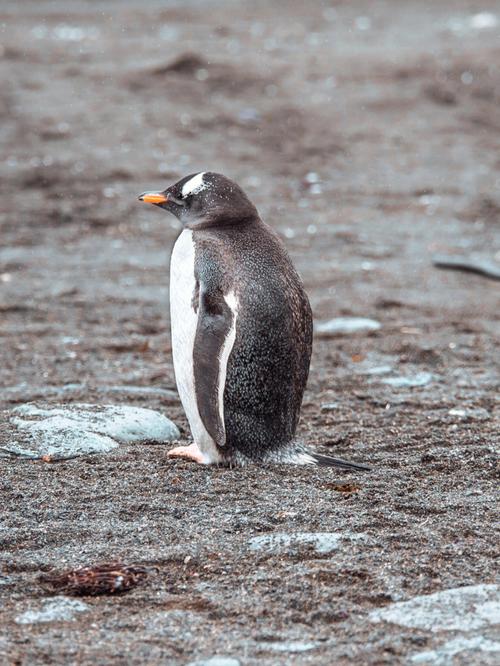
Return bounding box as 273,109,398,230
185,659,240,666
15,596,89,624
370,584,500,632
448,407,491,421
381,372,434,388
362,364,393,375
4,403,180,459
320,402,340,412
411,635,500,664
248,532,362,555
263,641,318,653
315,317,381,336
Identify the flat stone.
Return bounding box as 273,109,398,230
370,584,500,632
381,372,434,388
4,403,180,459
263,641,318,653
185,658,240,666
448,407,491,421
315,317,381,336
320,402,340,411
411,635,500,664
248,532,362,555
362,364,393,375
15,596,89,624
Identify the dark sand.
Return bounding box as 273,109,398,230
1,1,499,663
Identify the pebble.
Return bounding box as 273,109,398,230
320,402,340,412
411,635,500,664
263,641,318,653
15,597,89,624
248,532,362,555
448,407,490,421
315,317,381,336
381,372,434,388
362,364,393,376
4,403,179,459
369,584,500,632
186,657,241,666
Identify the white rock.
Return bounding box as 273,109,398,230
382,372,434,388
315,317,381,336
370,584,500,632
264,641,318,653
5,403,180,459
186,659,240,666
363,364,393,376
15,597,89,624
470,12,498,30
248,532,363,554
411,635,500,664
448,407,490,421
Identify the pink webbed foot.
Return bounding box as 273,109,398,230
167,443,206,464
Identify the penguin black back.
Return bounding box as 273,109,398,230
139,172,370,471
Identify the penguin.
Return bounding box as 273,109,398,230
139,172,369,470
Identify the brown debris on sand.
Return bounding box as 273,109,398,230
151,52,206,76
40,562,152,596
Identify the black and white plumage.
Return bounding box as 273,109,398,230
139,172,369,470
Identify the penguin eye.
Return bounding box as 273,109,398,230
169,193,187,207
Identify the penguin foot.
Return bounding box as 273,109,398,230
167,443,206,464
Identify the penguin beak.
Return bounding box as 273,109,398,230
138,191,169,205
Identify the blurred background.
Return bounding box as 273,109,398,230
1,3,499,664
1,0,499,399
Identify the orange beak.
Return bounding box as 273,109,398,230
138,192,168,204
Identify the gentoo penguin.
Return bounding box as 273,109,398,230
139,172,369,470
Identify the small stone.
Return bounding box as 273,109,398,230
264,641,318,653
411,635,500,664
315,317,381,336
448,407,490,421
305,172,320,184
382,372,434,388
363,365,393,376
248,532,362,555
185,658,240,666
470,13,498,30
15,597,89,624
370,584,500,632
238,107,259,123
320,402,340,412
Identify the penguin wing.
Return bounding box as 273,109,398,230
193,284,236,448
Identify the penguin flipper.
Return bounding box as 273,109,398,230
193,286,236,448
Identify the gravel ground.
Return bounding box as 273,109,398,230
1,1,499,664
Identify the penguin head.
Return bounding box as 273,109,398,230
138,172,258,227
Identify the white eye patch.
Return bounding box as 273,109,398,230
181,172,210,197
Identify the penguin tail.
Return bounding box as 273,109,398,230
311,453,371,472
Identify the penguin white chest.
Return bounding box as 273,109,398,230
169,230,220,462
